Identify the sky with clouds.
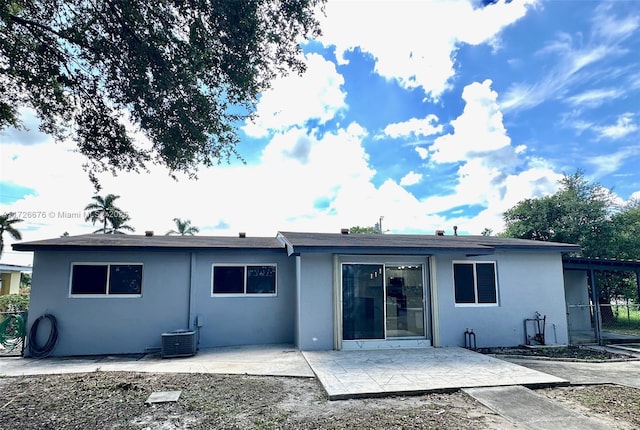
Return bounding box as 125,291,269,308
1,0,639,266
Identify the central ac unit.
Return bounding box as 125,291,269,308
161,329,197,358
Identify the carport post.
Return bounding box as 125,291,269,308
636,271,640,310
589,268,602,345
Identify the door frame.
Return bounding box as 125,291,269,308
333,255,432,350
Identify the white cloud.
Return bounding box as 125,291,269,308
319,0,537,98
405,78,568,235
383,114,443,138
429,80,511,163
242,53,347,138
415,147,429,160
591,2,640,42
594,113,638,140
586,145,640,178
565,88,623,108
501,4,638,113
399,171,423,187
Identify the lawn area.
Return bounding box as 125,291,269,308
601,305,640,336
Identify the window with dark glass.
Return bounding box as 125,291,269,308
212,265,277,295
246,265,276,294
71,264,142,296
213,266,245,294
453,262,497,305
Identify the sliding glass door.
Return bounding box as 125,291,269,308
342,262,426,341
342,264,384,340
385,265,425,338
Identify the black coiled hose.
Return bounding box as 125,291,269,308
28,314,58,358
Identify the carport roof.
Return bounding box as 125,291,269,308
563,256,640,272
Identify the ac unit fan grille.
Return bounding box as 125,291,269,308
161,330,197,358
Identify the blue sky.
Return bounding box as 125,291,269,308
1,0,639,265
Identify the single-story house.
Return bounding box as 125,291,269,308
0,263,32,295
13,230,580,356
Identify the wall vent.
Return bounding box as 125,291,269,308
161,330,197,358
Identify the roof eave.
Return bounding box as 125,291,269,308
284,245,496,256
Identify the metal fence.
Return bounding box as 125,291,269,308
0,311,27,357
567,303,640,345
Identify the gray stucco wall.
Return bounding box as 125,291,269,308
27,250,191,356
27,248,296,356
26,245,571,355
296,253,334,350
192,251,295,348
433,251,569,347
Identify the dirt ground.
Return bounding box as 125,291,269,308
0,371,638,430
1,346,639,429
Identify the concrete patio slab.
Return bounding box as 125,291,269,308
1,345,574,402
302,347,567,400
0,344,315,378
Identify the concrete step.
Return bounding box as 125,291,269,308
463,385,611,430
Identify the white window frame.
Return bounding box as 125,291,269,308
69,262,143,298
211,263,278,297
452,261,498,307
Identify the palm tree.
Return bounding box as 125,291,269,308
84,194,129,234
0,212,23,258
166,218,199,236
103,213,135,234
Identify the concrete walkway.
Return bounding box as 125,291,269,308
464,385,612,430
502,356,640,388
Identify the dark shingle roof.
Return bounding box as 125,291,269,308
12,231,580,256
276,231,580,255
12,233,283,251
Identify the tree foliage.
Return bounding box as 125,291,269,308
0,0,323,187
166,217,199,236
96,212,135,234
502,171,614,257
610,200,640,260
502,171,640,303
0,212,23,257
84,194,133,234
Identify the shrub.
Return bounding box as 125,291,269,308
0,294,29,313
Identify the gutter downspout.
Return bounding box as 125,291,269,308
188,252,197,330
295,255,301,349
333,254,341,351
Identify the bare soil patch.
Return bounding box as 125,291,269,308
0,371,639,429
539,384,640,430
480,345,636,361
